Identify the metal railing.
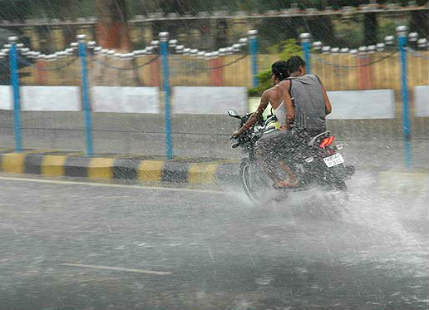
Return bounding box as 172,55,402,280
301,27,429,168
0,30,260,158
1,25,428,165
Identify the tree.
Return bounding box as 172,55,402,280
96,0,131,50
409,0,429,38
364,13,377,45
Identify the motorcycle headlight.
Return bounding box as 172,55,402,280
254,125,263,132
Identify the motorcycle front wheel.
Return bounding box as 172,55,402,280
240,158,270,202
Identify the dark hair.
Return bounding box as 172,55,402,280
271,61,289,81
286,56,306,74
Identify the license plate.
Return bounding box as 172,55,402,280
323,153,344,167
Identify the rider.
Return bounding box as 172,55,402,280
232,56,333,188
232,61,297,188
274,55,333,186
286,55,332,137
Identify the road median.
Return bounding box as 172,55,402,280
1,149,428,189
0,150,240,185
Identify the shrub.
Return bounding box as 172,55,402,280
248,39,302,97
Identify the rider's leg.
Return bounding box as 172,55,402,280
274,132,300,188
255,147,281,184
257,148,298,188
277,160,299,187
257,131,299,187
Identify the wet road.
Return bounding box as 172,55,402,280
0,173,428,310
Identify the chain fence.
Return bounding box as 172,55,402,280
11,41,428,91
310,49,429,92
0,28,428,165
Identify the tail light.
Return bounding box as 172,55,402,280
320,136,335,148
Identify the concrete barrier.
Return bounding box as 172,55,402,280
2,86,246,114
0,86,407,118
1,86,160,113
414,85,429,117
1,111,429,165
172,86,247,114
92,86,160,113
0,86,12,110
250,90,396,119
0,111,238,158
0,86,81,111
328,89,395,119
22,86,81,111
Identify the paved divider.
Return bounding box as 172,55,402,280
0,150,239,185
3,111,429,158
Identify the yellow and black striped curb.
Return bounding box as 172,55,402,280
0,152,240,185
2,151,428,188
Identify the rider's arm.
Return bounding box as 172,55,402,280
281,80,295,130
321,83,332,115
234,91,269,136
316,75,332,115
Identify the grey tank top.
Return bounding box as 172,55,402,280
274,101,287,127
288,74,326,131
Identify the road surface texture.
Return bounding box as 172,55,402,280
0,172,428,310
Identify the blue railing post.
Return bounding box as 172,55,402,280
300,33,312,73
8,36,22,152
397,25,412,168
160,32,173,160
78,34,94,156
248,30,258,88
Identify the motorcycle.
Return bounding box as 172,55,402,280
227,109,355,202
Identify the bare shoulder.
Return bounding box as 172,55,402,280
277,79,290,90
261,88,274,99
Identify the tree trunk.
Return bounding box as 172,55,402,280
96,0,131,51
214,19,228,49
307,16,334,46
59,0,79,46
363,13,377,46
410,6,429,38
94,0,141,86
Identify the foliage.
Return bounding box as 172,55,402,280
0,0,94,20
333,17,364,48
248,70,272,97
268,38,303,61
377,15,405,42
2,0,427,20
248,39,302,97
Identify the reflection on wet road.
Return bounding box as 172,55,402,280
0,172,428,309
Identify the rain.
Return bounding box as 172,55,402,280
0,1,428,309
